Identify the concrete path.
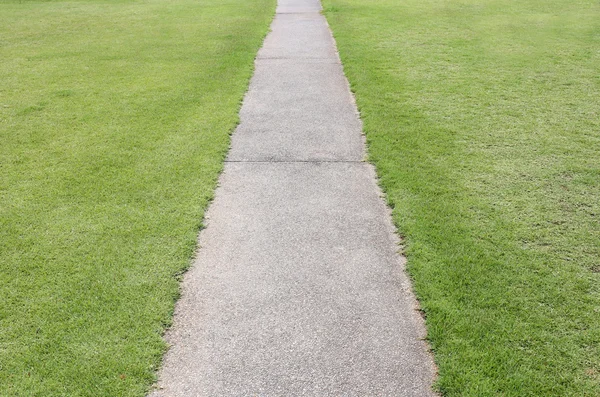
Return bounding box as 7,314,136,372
150,0,436,395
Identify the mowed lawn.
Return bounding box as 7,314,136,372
324,0,599,395
0,0,274,395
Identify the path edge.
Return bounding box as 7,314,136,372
145,3,279,395
320,6,441,393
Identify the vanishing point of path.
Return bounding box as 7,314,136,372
150,0,436,395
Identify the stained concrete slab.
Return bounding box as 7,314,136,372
150,0,436,395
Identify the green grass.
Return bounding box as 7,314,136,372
0,0,274,395
324,0,600,395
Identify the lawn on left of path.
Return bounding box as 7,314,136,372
0,0,275,395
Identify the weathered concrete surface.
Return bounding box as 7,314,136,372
150,0,436,395
227,59,364,162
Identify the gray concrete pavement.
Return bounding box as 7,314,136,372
150,0,436,395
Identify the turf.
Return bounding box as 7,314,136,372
323,0,600,395
0,0,274,395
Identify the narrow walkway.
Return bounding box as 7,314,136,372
150,0,436,395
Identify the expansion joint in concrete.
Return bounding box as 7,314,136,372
224,160,365,164
256,57,339,62
275,12,321,15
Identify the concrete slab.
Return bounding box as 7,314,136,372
276,0,321,14
258,14,337,60
150,0,436,395
150,163,435,396
228,59,364,162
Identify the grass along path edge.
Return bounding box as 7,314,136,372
324,0,600,395
0,0,275,395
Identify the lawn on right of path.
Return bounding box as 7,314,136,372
324,0,600,395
